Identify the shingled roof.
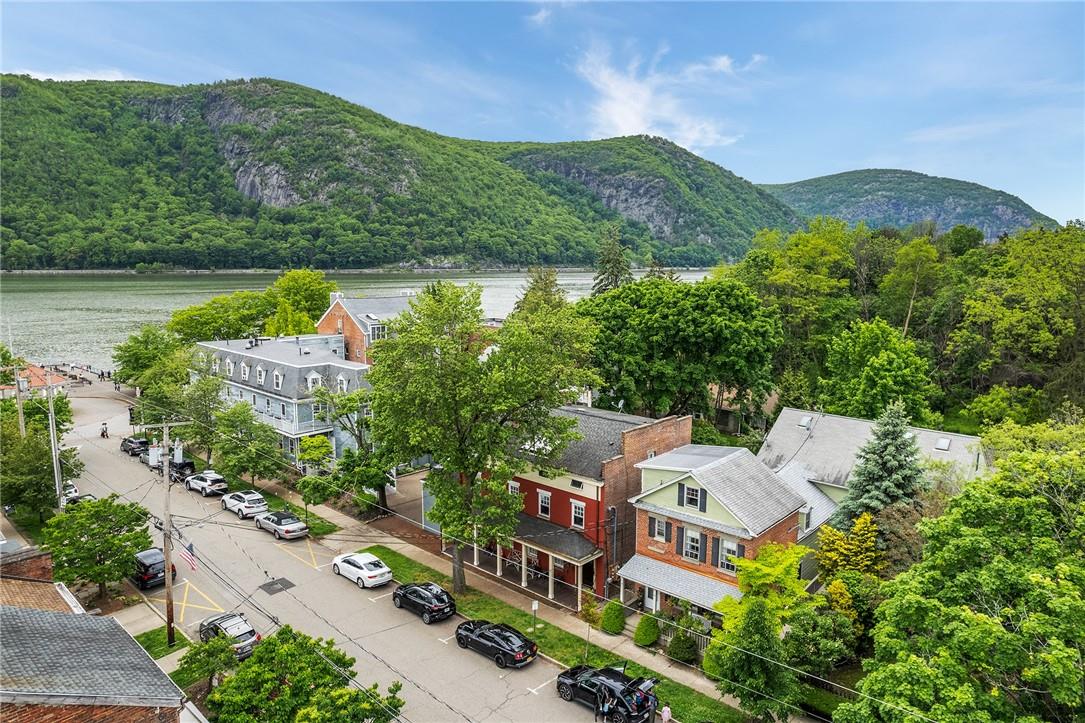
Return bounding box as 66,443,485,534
0,605,183,708
552,406,656,479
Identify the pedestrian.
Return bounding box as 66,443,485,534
594,690,605,722
660,702,672,723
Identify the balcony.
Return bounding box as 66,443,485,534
260,413,332,437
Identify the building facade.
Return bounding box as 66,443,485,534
315,293,413,364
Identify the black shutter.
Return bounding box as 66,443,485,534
699,532,708,562
711,537,720,567
675,526,684,555
648,517,656,539
698,490,707,513
736,543,746,560
677,483,685,507
664,521,672,542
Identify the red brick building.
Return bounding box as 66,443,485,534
315,293,413,364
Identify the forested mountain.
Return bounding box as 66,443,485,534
0,75,797,270
760,169,1058,238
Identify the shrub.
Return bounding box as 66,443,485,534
633,613,661,647
579,588,602,627
667,629,699,664
601,601,625,635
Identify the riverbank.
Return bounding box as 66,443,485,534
1,265,707,276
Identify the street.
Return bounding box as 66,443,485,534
68,391,594,723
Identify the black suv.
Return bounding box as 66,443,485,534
120,437,149,456
556,665,659,723
455,620,537,669
199,612,261,660
393,582,456,624
131,548,176,590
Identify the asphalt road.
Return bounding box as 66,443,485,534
68,393,595,723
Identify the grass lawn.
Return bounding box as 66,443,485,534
134,625,190,660
361,544,746,723
940,408,982,436
5,506,54,545
169,664,203,690
800,683,847,718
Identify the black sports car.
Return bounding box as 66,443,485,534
455,620,537,669
556,665,659,723
393,582,456,624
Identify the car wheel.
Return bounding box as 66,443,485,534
456,635,468,648
494,654,507,669
274,530,281,540
236,509,244,519
357,576,366,589
608,713,628,723
185,481,191,491
255,519,262,529
422,612,432,625
332,564,340,576
558,683,573,702
393,595,402,608
221,500,227,509
201,488,209,497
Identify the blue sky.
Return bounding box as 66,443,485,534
4,2,1082,221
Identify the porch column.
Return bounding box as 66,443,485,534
521,544,529,588
575,563,583,612
619,577,625,603
496,545,503,577
547,555,555,600
473,525,479,566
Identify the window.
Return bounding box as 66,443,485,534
647,450,655,459
571,501,585,530
370,324,387,342
211,357,220,373
652,518,667,542
685,486,701,508
251,394,257,406
256,366,265,384
280,403,287,417
684,531,701,561
538,491,551,519
226,359,234,376
935,437,951,451
336,318,343,333
508,481,520,495
240,362,249,381
307,375,321,392
570,479,584,489
337,375,348,393
720,539,739,572
265,399,271,414
273,371,283,390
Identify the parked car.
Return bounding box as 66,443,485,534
120,437,149,456
131,548,176,590
199,612,261,660
455,620,537,669
65,493,97,507
331,552,392,590
254,510,308,539
184,471,229,497
393,581,456,624
222,490,268,519
556,665,659,723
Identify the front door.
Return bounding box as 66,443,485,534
645,587,658,612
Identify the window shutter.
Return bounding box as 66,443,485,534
677,483,685,507
648,517,656,539
664,521,672,542
675,526,684,554
698,490,707,513
711,537,720,567
736,543,746,560
699,532,708,562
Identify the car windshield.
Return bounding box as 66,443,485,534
362,561,386,572
278,516,300,525
243,495,264,503
233,629,256,642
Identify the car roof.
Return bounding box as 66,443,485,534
135,548,164,562
350,553,381,564
238,490,263,497
201,471,225,478
269,511,298,520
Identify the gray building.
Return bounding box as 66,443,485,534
197,334,369,460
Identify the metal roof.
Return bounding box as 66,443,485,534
339,297,413,330
636,444,744,472
0,605,183,708
514,513,602,563
551,406,656,479
618,554,741,609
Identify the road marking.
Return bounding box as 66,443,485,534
368,591,395,602
275,538,325,570
527,675,559,695
147,579,223,621
315,561,336,569
179,578,192,623
438,633,457,645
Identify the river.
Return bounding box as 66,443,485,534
0,270,707,371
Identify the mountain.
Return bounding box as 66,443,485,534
760,169,1058,238
0,76,798,270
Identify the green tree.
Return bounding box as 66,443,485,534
939,224,984,256
644,254,682,281
780,602,857,677
818,318,939,424
591,223,632,295
877,236,942,336
268,269,339,321
512,266,568,317
295,684,405,723
0,417,84,521
814,512,882,579
167,290,277,344
0,343,22,385
981,403,1085,460
212,403,285,487
707,598,799,723
174,635,238,690
829,401,926,527
298,435,334,472
264,299,317,336
2,390,75,434
43,494,151,600
714,543,811,628
835,447,1085,723
175,360,225,463
963,383,1048,427
577,277,780,417
313,386,392,512
112,325,179,384
132,347,193,426
579,588,602,628
368,282,597,593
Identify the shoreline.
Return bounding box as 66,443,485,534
0,266,709,276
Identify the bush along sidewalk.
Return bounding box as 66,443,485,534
361,544,745,723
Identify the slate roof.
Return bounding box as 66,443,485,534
618,554,741,609
0,605,183,708
635,501,749,538
515,513,602,563
552,406,656,479
757,407,987,490
339,296,413,332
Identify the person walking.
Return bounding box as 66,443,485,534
660,702,672,723
100,422,109,439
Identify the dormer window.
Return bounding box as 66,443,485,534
211,357,220,373
256,366,265,385
240,362,250,381
225,359,234,376
273,370,283,391
337,375,348,393
685,486,701,508
370,324,387,342
306,373,322,392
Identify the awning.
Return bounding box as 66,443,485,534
618,554,741,610
514,513,602,564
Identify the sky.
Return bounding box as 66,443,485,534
3,2,1083,221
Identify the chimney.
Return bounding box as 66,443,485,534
331,291,344,304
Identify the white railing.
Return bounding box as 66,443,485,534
260,414,332,436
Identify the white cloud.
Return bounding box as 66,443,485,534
575,45,762,151
527,6,552,26
906,118,1021,144
8,68,141,82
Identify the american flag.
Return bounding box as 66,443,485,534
178,542,198,571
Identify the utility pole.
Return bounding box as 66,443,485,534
46,381,64,510
1,364,27,437
143,420,179,646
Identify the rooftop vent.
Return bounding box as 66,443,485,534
798,415,813,429
935,437,951,451
366,313,379,321
302,349,311,355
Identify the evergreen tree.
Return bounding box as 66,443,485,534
644,254,681,281
708,597,799,722
591,224,632,295
829,400,926,527
513,267,567,317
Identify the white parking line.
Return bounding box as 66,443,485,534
315,561,336,569
368,591,395,602
438,633,457,645
527,675,559,695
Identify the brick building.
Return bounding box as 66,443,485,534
315,293,413,364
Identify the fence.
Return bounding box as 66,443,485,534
656,618,713,660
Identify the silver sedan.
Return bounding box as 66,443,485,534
253,510,309,540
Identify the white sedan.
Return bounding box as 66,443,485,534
221,490,268,519
332,552,393,589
